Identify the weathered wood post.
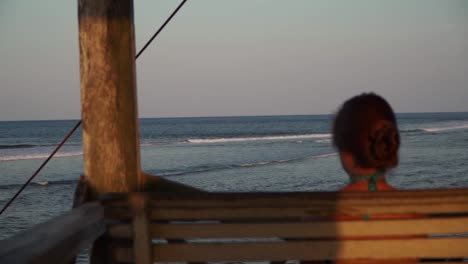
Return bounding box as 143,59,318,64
78,0,146,195
78,1,146,263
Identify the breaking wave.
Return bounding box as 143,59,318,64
0,143,81,150
315,139,332,143
0,144,39,149
0,179,77,190
400,129,425,133
0,151,83,162
157,152,337,177
421,123,468,132
400,123,468,134
186,134,331,144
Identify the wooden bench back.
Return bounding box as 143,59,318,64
102,189,468,263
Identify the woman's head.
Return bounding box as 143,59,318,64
333,93,400,172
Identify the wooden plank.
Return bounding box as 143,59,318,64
112,237,468,262
153,217,468,238
102,190,468,220
144,203,468,220
0,203,104,264
145,188,468,204
79,0,144,195
99,188,468,207
108,217,468,239
101,189,468,212
103,202,468,221
131,194,152,264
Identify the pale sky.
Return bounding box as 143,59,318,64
0,0,467,121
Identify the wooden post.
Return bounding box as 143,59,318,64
130,194,153,264
78,0,145,195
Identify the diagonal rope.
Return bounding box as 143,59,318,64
136,0,187,59
0,121,82,216
0,0,189,216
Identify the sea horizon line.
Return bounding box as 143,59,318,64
1,111,468,122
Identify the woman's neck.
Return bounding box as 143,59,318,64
349,171,387,191
350,171,386,183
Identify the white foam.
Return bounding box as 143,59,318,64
0,151,83,162
33,181,49,186
240,161,272,167
315,139,331,143
309,153,338,159
422,123,468,132
239,153,337,168
187,134,331,144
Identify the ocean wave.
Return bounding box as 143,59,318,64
400,124,468,134
0,143,82,150
422,123,468,132
141,141,176,146
0,151,83,162
400,129,424,133
186,134,331,144
239,159,290,167
158,152,337,177
0,179,77,190
239,153,337,167
0,144,65,150
0,144,39,149
310,153,338,159
32,181,49,186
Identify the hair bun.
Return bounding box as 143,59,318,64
368,120,399,169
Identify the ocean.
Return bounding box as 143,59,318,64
1,113,468,261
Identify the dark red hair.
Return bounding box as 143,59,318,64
332,93,400,171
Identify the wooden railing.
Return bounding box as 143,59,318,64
103,189,468,263
2,189,468,264
0,202,104,264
